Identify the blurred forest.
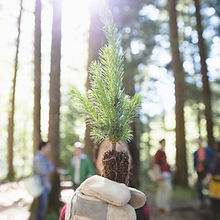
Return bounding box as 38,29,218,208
0,0,219,218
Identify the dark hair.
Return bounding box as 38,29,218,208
159,139,165,144
38,141,49,150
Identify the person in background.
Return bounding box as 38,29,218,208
65,142,94,189
153,138,172,215
204,141,220,220
33,141,54,220
193,137,215,207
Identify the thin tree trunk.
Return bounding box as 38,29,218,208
33,0,42,153
48,0,62,214
7,0,23,180
194,0,214,147
168,0,187,186
85,9,105,160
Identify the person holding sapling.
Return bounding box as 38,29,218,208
63,8,146,220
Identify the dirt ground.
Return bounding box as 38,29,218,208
147,192,213,220
0,181,32,220
0,181,214,220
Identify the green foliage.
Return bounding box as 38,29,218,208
72,11,141,148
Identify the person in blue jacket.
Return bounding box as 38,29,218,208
33,141,54,220
193,137,215,207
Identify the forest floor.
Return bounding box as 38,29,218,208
142,183,214,220
147,191,213,220
0,180,214,220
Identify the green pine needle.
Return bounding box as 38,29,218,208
71,9,141,148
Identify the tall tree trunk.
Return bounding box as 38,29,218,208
123,65,137,144
33,0,42,153
168,0,187,186
7,0,23,180
194,0,214,147
48,0,62,214
85,8,105,160
28,1,42,217
123,64,140,187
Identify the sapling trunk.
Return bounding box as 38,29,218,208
112,141,116,151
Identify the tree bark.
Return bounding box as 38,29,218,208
28,1,42,217
123,65,140,188
168,0,188,186
123,64,137,143
48,0,62,214
85,8,105,160
7,0,23,180
33,0,42,153
127,139,140,188
194,0,214,147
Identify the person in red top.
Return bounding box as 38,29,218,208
154,139,172,215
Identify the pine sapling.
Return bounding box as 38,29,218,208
71,9,141,151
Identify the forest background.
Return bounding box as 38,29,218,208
0,0,219,207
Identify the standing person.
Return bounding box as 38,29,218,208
193,137,215,207
204,141,220,220
65,142,94,189
33,141,54,220
154,139,172,215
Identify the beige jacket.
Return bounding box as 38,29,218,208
65,175,146,220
